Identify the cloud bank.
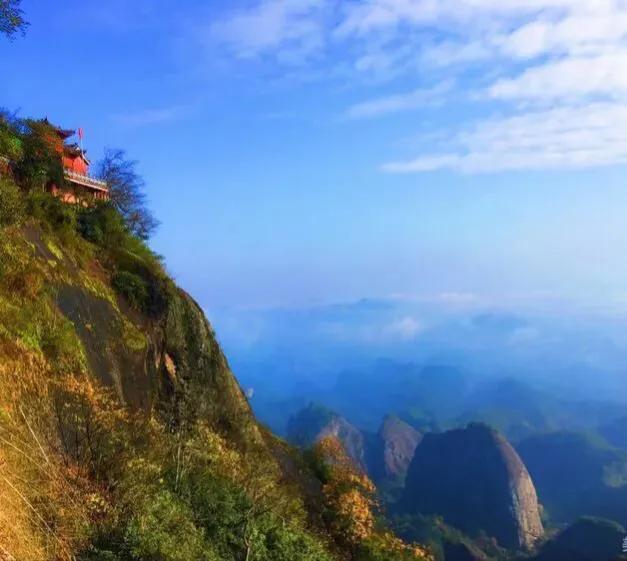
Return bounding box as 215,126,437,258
209,0,627,173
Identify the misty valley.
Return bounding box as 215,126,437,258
4,1,627,560
224,302,627,560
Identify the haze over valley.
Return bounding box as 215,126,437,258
3,1,627,560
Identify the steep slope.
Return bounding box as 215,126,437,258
287,405,422,487
401,423,543,550
23,222,256,440
532,517,627,561
0,214,431,561
368,415,422,483
516,431,627,526
0,115,433,561
287,403,368,471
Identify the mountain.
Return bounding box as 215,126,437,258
532,517,627,561
401,423,544,550
0,149,431,561
516,431,627,526
287,405,422,489
287,402,368,471
600,415,627,450
455,378,625,442
377,415,423,481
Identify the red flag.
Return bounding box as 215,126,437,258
77,127,84,140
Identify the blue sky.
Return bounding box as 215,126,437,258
2,0,627,311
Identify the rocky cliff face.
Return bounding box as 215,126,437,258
288,408,421,483
27,224,257,444
378,415,422,480
287,403,368,471
401,423,543,550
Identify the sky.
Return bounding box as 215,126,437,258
2,0,627,313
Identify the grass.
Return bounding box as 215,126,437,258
0,171,432,561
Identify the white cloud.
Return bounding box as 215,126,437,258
207,0,627,173
386,316,424,340
489,50,627,101
382,102,627,173
337,0,621,37
497,12,627,59
209,0,328,61
346,81,452,119
110,105,189,128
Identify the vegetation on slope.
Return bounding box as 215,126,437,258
0,112,432,561
516,431,627,527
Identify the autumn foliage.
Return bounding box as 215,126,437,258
312,436,433,561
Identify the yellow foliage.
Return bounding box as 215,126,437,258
314,436,378,545
369,531,435,560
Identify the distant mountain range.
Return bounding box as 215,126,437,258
286,401,627,560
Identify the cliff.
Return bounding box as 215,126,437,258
378,415,422,481
0,201,432,561
401,423,544,550
287,402,368,471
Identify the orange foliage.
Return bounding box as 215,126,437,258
313,436,433,559
314,436,378,545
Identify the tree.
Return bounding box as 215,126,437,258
96,149,159,240
0,109,23,160
14,119,65,190
0,0,28,38
312,437,433,561
313,436,377,546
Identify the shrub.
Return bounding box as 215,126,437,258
256,518,334,561
0,177,25,226
26,192,76,241
13,119,65,190
123,490,218,561
78,204,172,316
112,271,149,311
77,203,128,249
0,118,22,160
79,549,121,561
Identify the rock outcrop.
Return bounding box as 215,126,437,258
401,423,543,550
287,403,368,471
374,415,422,481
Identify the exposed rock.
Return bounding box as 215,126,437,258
401,423,543,550
50,234,256,445
377,415,422,480
288,408,421,482
287,403,367,471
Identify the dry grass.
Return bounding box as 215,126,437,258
0,342,92,560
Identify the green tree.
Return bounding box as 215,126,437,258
0,0,28,39
13,119,65,190
0,177,25,226
0,109,23,160
96,149,159,240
